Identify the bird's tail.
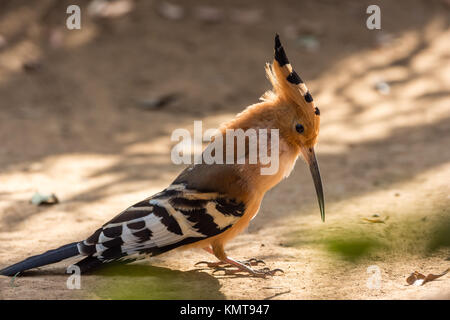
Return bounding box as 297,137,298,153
0,242,80,276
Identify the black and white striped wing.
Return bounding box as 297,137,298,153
77,184,245,263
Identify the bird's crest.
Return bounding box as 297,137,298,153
263,34,319,124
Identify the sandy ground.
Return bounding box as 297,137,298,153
0,0,449,299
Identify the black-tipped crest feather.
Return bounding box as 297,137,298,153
274,34,289,66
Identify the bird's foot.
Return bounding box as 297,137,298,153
213,266,284,278
195,257,265,269
198,248,281,278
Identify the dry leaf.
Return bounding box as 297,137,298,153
362,214,389,223
264,289,291,300
406,268,449,286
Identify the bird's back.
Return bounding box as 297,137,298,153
77,176,248,267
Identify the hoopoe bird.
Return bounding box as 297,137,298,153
0,35,324,277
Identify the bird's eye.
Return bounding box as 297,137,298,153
295,123,304,134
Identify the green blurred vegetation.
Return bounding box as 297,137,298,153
324,236,382,262
284,205,449,263
427,216,450,253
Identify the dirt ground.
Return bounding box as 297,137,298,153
0,0,449,299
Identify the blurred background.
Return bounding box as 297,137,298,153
0,0,449,299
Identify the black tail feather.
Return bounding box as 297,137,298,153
0,242,80,276
74,256,104,274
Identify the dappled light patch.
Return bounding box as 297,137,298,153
0,0,449,300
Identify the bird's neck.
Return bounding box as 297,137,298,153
241,137,300,196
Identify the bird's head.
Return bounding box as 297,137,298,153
262,34,325,221
219,35,325,221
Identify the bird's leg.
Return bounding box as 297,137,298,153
195,247,229,268
195,247,283,277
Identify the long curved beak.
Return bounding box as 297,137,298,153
302,147,325,222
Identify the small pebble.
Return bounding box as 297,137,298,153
157,1,184,20
375,81,390,95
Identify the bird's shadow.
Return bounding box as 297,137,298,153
85,264,225,300
14,262,225,300
87,263,225,299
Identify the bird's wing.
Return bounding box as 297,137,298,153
77,184,245,263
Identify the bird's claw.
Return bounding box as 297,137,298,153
258,267,284,276
241,258,266,266
195,258,265,268
194,261,228,268
195,256,281,278
212,266,284,278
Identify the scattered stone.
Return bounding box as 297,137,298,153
375,81,390,95
157,1,184,21
138,93,180,110
31,192,59,206
296,35,320,52
22,60,42,72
